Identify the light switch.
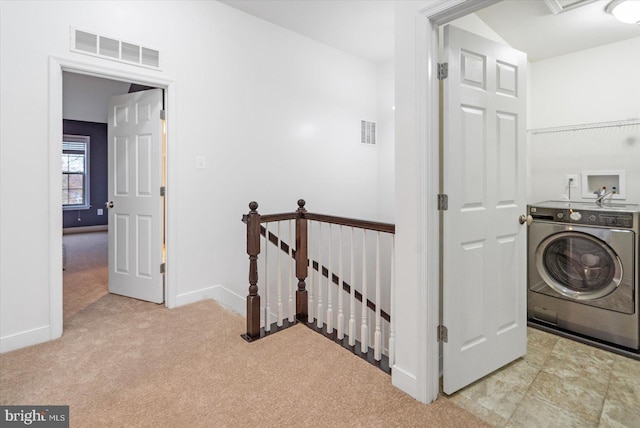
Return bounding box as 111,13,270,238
97,208,104,216
196,156,206,169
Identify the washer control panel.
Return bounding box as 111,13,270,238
529,206,636,229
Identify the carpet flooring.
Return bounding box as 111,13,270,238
62,231,109,319
0,232,489,427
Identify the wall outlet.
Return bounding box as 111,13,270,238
97,208,103,215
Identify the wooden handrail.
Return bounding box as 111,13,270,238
304,213,395,234
260,212,298,223
243,203,395,234
242,199,394,341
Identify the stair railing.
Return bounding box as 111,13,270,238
242,199,396,369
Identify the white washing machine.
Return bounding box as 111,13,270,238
528,201,639,352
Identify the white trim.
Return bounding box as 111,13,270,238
49,57,64,342
48,56,177,337
175,285,245,316
211,285,246,315
411,0,502,404
63,225,108,235
391,364,418,398
0,325,51,353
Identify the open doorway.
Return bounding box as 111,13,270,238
61,71,167,321
408,0,640,405
48,57,176,339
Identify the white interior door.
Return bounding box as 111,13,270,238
107,89,164,303
442,25,528,394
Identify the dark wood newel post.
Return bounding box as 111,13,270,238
295,199,309,322
245,201,261,339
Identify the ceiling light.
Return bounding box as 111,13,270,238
606,0,640,24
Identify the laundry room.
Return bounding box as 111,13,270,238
521,5,640,356
528,36,640,204
458,0,640,359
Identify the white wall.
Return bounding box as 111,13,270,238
529,37,640,204
393,0,433,402
63,73,130,122
0,1,383,352
377,60,395,222
447,14,508,46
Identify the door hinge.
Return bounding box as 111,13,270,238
437,194,448,211
160,186,166,197
438,62,448,80
160,263,166,274
437,325,448,343
160,110,166,120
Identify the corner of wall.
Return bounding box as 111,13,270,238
174,284,245,317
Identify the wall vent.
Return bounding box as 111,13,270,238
361,120,376,145
543,0,596,15
70,27,160,70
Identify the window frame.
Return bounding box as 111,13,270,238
62,134,91,211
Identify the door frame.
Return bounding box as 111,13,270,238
412,0,501,403
48,56,177,339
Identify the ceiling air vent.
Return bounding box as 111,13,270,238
70,27,160,70
75,30,98,54
141,48,160,68
543,0,597,14
361,120,376,146
99,36,119,59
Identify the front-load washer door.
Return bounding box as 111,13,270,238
536,231,622,300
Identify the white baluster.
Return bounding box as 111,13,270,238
348,227,356,346
326,224,334,334
277,222,283,327
337,225,344,340
288,219,295,322
308,221,314,323
360,230,368,353
264,223,271,332
389,235,396,366
316,222,324,328
374,232,382,361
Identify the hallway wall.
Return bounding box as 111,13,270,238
0,1,383,352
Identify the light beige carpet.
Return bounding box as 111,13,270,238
62,231,108,319
1,295,490,427
2,231,489,427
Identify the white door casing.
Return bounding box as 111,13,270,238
108,89,164,303
442,25,528,394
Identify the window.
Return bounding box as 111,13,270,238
62,134,90,210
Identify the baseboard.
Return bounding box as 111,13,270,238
0,325,51,354
391,364,418,399
175,285,245,316
63,225,107,234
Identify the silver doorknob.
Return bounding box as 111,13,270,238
519,214,533,225
106,201,114,209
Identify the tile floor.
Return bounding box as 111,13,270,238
447,327,640,427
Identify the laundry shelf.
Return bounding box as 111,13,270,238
528,118,640,135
